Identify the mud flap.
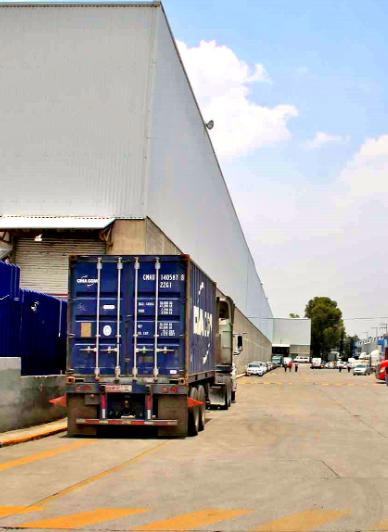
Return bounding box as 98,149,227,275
208,384,226,407
67,394,98,437
158,395,188,438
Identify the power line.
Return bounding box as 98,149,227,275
247,316,388,321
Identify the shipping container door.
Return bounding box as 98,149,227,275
69,256,129,376
129,256,186,377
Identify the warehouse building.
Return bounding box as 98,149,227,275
0,2,308,371
272,318,311,359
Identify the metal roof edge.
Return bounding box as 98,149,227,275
0,2,161,8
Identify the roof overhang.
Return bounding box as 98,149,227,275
272,343,290,348
0,216,116,230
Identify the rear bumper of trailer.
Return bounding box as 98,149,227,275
76,418,178,427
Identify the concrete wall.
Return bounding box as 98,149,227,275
233,308,272,373
0,358,66,432
108,218,181,256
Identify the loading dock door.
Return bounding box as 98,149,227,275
15,237,105,296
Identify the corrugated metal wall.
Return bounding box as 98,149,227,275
273,318,311,346
0,4,274,341
0,4,155,217
147,8,274,340
15,237,105,295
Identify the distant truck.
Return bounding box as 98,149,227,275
271,354,283,367
66,255,243,438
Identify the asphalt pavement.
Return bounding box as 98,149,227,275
0,365,387,531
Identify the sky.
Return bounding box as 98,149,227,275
162,0,388,337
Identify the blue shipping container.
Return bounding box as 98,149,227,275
68,255,216,380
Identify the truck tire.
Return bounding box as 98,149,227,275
227,385,232,408
222,384,231,410
197,385,206,431
188,387,199,436
67,394,98,437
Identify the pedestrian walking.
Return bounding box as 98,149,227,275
295,363,298,373
288,360,292,372
347,364,351,373
339,365,342,373
283,363,287,373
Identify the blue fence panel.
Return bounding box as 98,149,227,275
0,261,21,357
0,260,67,374
19,290,67,376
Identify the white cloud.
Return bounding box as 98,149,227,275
340,134,388,201
225,133,388,336
303,131,349,150
177,40,298,160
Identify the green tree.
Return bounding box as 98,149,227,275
305,297,345,358
289,313,300,318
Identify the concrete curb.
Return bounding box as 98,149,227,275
0,418,67,448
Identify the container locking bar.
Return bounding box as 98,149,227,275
94,258,102,379
132,257,140,379
153,258,160,379
115,257,123,379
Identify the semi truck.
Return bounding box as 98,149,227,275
66,254,243,437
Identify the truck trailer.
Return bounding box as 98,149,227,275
66,254,242,437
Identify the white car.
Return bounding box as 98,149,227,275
294,356,310,364
246,362,266,376
353,365,371,376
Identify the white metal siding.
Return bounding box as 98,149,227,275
0,5,155,217
146,9,273,340
1,4,274,341
15,237,105,295
273,318,311,346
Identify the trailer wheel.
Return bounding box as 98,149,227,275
197,385,206,431
188,387,199,436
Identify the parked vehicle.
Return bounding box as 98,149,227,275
311,357,322,369
353,365,371,376
375,360,388,381
246,362,266,377
294,356,310,364
271,354,283,367
266,361,273,371
66,255,243,438
337,360,347,369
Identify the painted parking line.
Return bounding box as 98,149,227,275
135,508,251,531
254,509,347,531
18,508,146,529
0,440,95,473
0,506,43,518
